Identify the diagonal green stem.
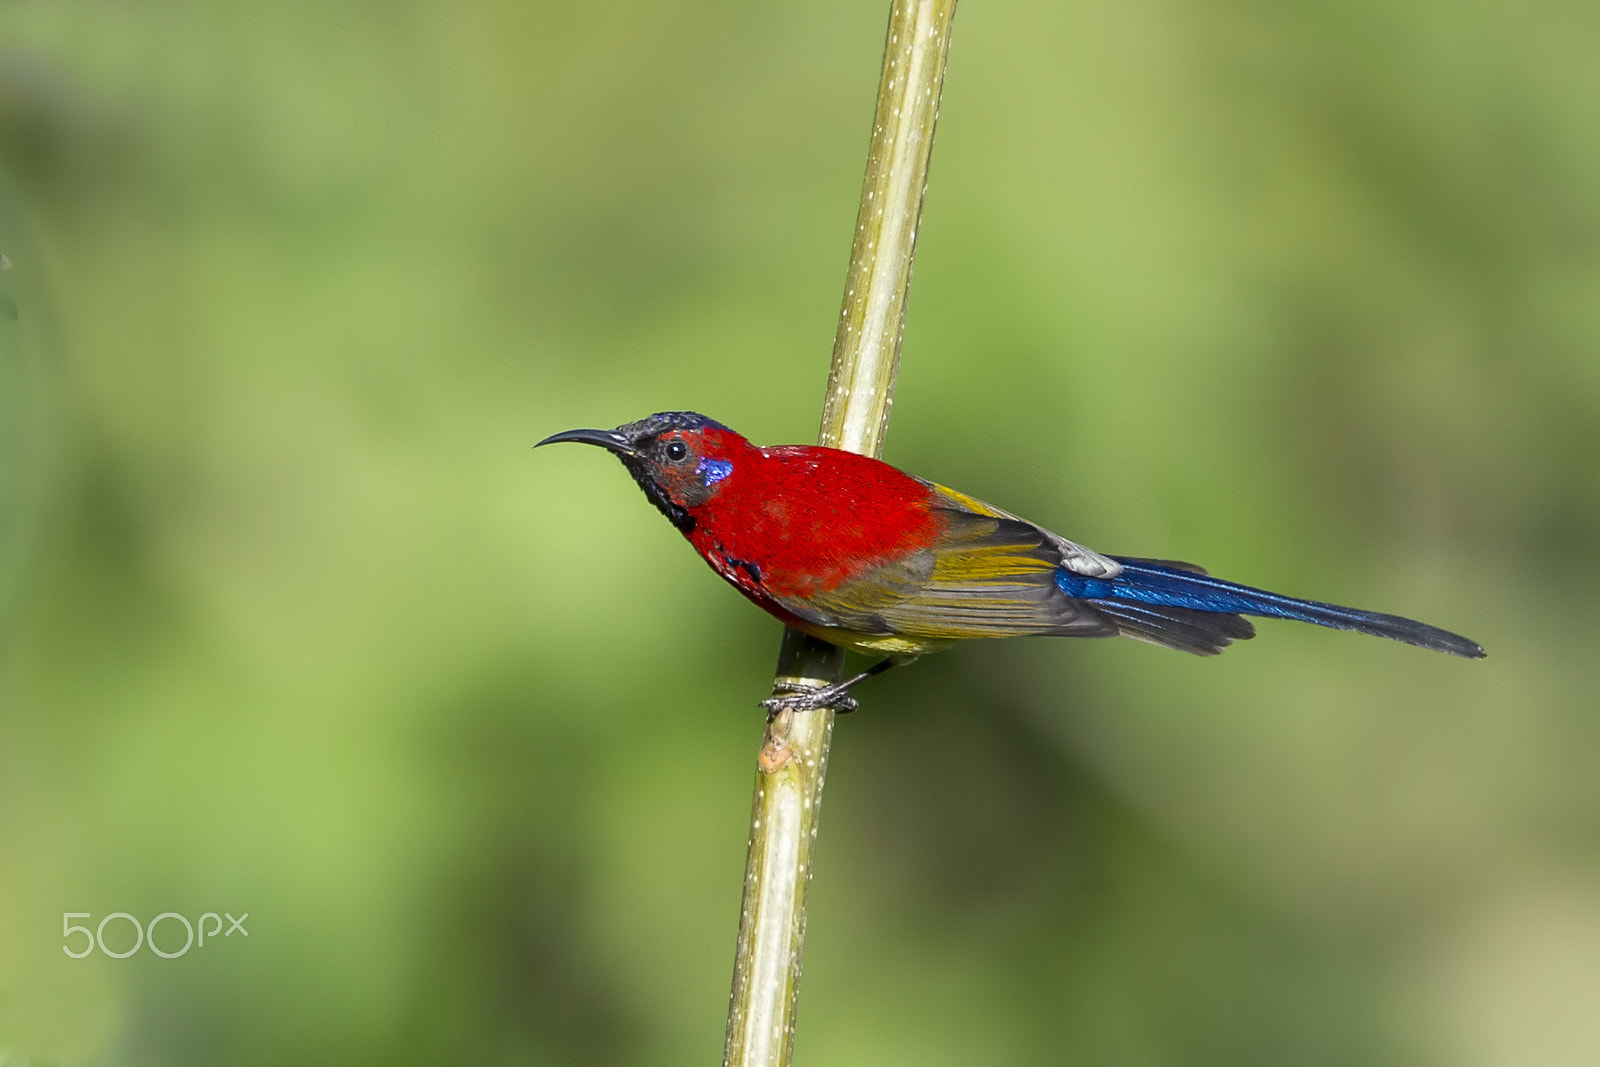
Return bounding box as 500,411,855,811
818,0,957,459
722,2,958,1065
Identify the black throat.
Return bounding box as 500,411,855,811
620,455,695,533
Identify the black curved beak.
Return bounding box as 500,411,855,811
534,427,635,455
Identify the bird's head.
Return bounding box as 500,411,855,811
536,411,750,531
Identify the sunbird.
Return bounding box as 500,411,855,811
538,411,1484,712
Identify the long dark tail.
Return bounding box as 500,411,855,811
1058,557,1485,658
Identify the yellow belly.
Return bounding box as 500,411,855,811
790,619,954,658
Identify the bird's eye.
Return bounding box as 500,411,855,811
664,439,689,462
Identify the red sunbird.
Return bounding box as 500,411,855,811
538,411,1484,713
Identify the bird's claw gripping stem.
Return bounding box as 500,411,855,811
759,659,896,716
761,684,858,715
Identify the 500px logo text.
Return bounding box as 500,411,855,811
62,911,249,959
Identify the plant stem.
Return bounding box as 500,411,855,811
722,2,958,1064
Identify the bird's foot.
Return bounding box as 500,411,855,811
760,683,858,715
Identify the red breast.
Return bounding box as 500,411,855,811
684,441,942,600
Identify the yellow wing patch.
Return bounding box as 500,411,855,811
928,539,1059,584
926,483,1010,518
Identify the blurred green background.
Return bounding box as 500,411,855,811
2,0,1598,1063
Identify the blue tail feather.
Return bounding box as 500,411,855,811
1057,557,1485,658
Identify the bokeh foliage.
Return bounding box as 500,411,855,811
2,0,1598,1064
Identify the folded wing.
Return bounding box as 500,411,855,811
770,506,1118,643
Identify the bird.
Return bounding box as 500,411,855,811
537,411,1484,713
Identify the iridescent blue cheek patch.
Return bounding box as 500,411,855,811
697,457,734,485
